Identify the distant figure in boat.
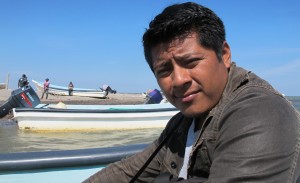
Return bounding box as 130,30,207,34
18,74,29,88
144,89,163,104
101,84,117,94
68,82,74,96
41,78,50,99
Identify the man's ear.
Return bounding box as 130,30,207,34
222,41,231,68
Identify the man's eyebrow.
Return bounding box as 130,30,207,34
153,59,169,70
173,52,202,61
173,54,189,61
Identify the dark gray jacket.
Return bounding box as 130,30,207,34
84,63,300,183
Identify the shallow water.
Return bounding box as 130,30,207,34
0,123,162,153
0,97,299,154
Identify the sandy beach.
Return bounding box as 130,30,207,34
0,89,146,120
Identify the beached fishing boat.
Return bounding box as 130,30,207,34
32,80,108,98
13,103,179,131
0,84,177,131
0,143,148,183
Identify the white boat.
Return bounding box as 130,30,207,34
32,80,108,98
0,143,148,183
13,103,179,131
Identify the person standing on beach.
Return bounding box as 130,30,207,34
18,74,29,88
84,2,300,182
68,81,74,96
41,78,50,99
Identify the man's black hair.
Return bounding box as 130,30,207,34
143,2,226,72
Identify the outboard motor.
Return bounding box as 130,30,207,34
0,85,41,118
102,84,117,94
144,89,163,104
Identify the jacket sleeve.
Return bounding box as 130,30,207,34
207,90,300,182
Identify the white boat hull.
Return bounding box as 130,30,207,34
13,103,179,131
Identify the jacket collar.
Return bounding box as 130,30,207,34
209,62,250,117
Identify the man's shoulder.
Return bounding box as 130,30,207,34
163,113,191,135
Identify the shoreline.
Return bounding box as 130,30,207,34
0,89,146,120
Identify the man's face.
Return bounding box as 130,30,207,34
151,33,231,117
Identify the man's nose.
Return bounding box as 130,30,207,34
171,65,191,87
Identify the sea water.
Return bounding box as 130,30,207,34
0,97,299,154
0,124,162,153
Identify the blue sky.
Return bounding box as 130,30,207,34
0,0,299,95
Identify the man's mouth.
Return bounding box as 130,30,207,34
175,91,198,103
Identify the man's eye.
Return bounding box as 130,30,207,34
187,58,198,64
155,68,171,78
184,58,201,68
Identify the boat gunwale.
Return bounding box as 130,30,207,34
14,107,179,113
47,86,104,93
0,143,149,172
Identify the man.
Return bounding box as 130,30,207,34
84,2,300,182
68,81,74,96
18,74,29,88
41,78,50,99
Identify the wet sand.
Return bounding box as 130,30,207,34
0,89,146,120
